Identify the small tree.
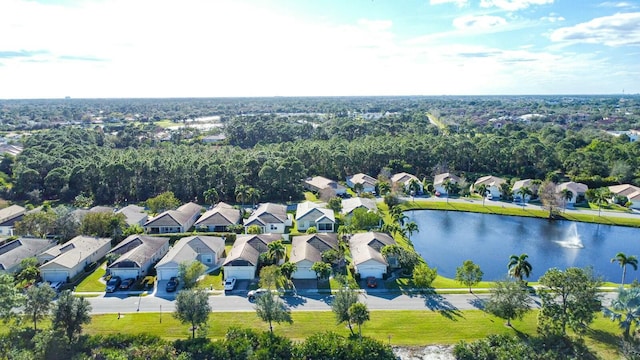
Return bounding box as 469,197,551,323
331,287,359,335
603,287,640,339
174,289,211,339
0,273,23,323
178,261,207,289
327,197,342,213
539,181,561,219
52,290,92,344
255,291,293,333
146,191,180,214
485,279,532,327
413,263,438,289
259,265,283,290
247,225,263,234
348,302,370,338
455,260,483,293
15,257,40,286
24,283,56,330
507,253,533,283
305,226,318,234
311,262,332,282
611,252,639,287
280,262,297,282
267,240,286,264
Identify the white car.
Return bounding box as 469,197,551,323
247,288,269,301
49,281,63,292
224,277,236,291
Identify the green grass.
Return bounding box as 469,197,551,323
196,268,224,290
386,275,494,292
304,192,318,202
76,261,107,292
83,310,622,357
153,119,177,128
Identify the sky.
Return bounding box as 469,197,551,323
1,0,639,98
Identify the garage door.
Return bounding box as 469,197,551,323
110,269,140,280
356,266,385,279
292,267,316,280
41,271,68,283
224,266,256,280
157,268,177,281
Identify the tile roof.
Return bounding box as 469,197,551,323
341,197,377,215
295,201,335,223
195,202,241,227
433,173,461,186
244,203,288,226
349,232,395,266
116,205,148,226
290,233,338,264
223,234,281,266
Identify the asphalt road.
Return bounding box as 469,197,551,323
86,291,617,315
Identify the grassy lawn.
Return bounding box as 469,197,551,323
196,268,224,290
84,310,622,357
304,192,318,202
386,275,494,292
75,261,107,292
153,119,177,128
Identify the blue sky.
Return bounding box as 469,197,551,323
1,0,639,98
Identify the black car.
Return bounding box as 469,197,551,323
119,278,135,290
166,277,179,292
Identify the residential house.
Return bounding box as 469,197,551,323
222,233,281,280
341,197,377,218
556,182,588,205
346,173,377,194
155,235,225,280
244,203,291,234
116,205,148,227
194,202,241,232
391,172,423,194
433,173,461,196
290,233,338,279
511,179,539,203
71,205,115,223
303,176,347,196
0,205,27,236
295,201,335,233
349,232,396,278
473,175,507,198
0,237,56,274
608,184,640,210
39,236,111,283
144,202,203,234
107,235,170,279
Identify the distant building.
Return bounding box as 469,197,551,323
0,205,27,236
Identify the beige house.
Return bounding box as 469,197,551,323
346,173,377,194
303,176,347,196
433,173,461,196
144,202,203,234
155,235,225,280
0,237,56,274
349,232,396,278
39,236,111,283
473,175,506,198
512,179,539,203
0,205,27,236
223,234,281,280
194,202,241,232
341,197,377,217
556,182,588,205
244,203,291,234
290,233,338,279
608,184,640,209
391,172,423,194
295,201,335,233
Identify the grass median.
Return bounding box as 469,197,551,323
85,309,621,358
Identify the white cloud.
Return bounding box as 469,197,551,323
430,0,469,6
550,12,640,46
598,2,637,8
480,0,553,11
453,15,507,30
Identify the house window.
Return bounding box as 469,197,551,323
318,223,332,231
270,224,277,230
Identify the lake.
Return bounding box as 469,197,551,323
409,210,640,282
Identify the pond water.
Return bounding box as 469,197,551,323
409,210,640,282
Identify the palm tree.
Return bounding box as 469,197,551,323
408,178,421,197
280,262,297,281
247,187,261,208
377,181,391,196
476,184,488,206
337,225,352,241
517,186,532,209
235,184,249,209
593,188,612,217
267,240,286,265
603,287,640,338
560,189,573,212
507,253,533,282
390,206,407,225
611,252,639,286
404,221,418,242
353,182,364,196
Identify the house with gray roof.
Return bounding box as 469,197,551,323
0,237,56,274
107,235,170,279
244,203,291,234
155,235,225,280
222,233,281,280
303,176,347,196
194,202,241,232
39,236,111,283
116,205,148,227
290,233,338,279
295,201,335,233
341,197,377,217
346,173,376,194
0,205,27,236
433,173,461,196
556,181,588,205
144,202,203,234
609,184,640,210
349,232,396,278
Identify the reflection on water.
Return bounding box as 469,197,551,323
411,210,640,282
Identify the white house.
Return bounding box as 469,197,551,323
244,203,291,234
107,235,170,279
155,235,225,280
0,205,27,236
39,236,111,283
433,173,461,196
144,202,203,234
116,205,148,227
511,179,538,203
608,184,640,210
473,175,507,198
346,173,377,194
556,181,588,205
349,232,395,278
295,201,336,233
222,233,281,280
290,233,338,279
341,197,377,218
391,172,423,194
194,202,241,232
0,238,56,274
303,176,347,196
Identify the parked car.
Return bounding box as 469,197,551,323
166,277,179,292
49,281,64,292
486,193,493,200
106,276,121,293
119,278,135,290
247,288,269,301
366,276,377,288
224,277,237,291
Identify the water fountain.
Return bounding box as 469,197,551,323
554,223,584,249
